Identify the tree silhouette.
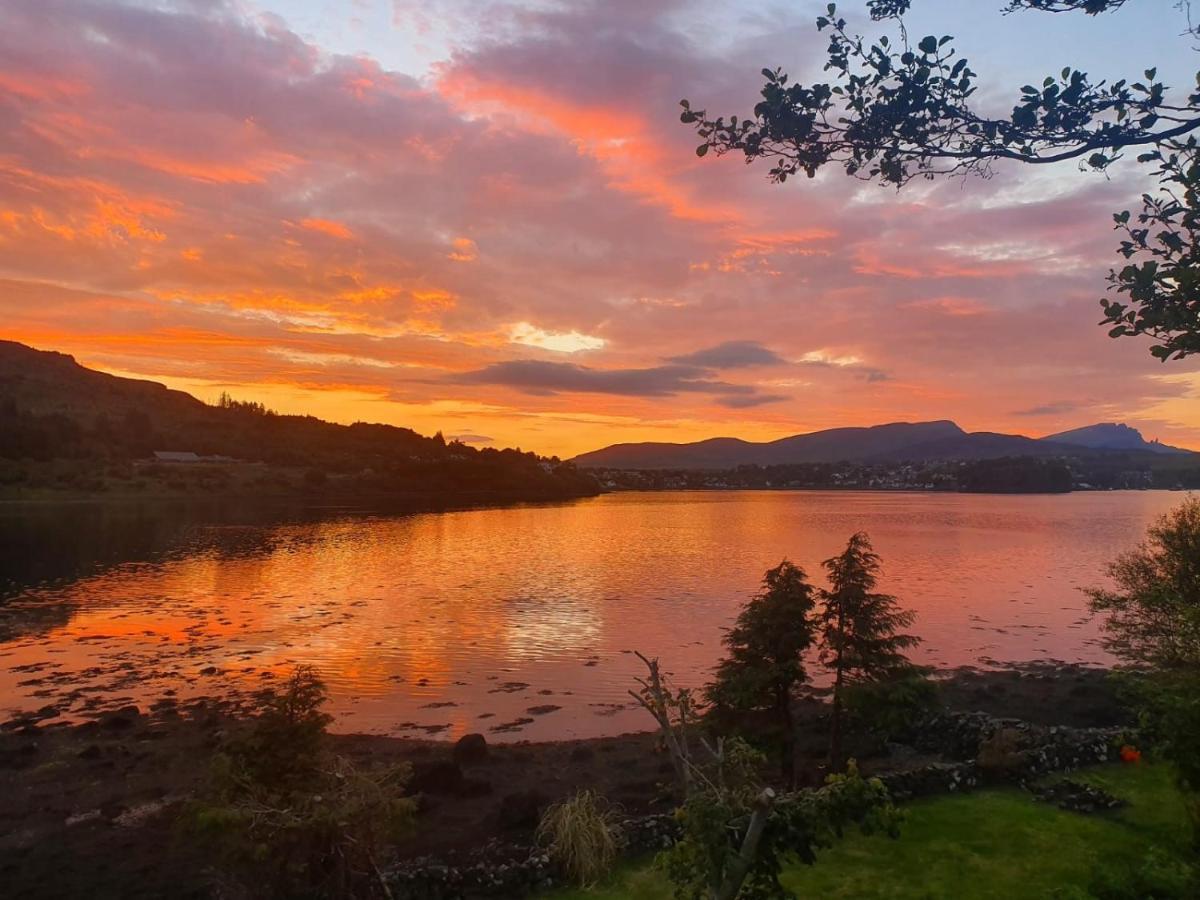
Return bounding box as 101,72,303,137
706,560,819,785
819,532,919,771
681,1,1200,359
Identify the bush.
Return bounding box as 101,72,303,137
844,671,939,741
661,746,900,900
1084,846,1198,899
1088,499,1200,844
185,666,415,898
536,790,620,887
231,665,333,789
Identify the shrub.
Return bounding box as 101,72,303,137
1085,846,1198,899
535,790,620,887
185,666,415,898
231,665,333,789
1089,499,1200,843
662,755,900,900
843,670,939,741
632,654,900,900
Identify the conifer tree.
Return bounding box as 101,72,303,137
706,560,818,785
819,532,920,772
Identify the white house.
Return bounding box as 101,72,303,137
152,451,202,463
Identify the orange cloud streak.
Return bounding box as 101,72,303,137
300,218,355,240
437,68,741,226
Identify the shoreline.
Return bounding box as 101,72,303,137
0,657,1121,747
0,662,1131,898
593,485,1194,495
0,485,601,507
3,485,1193,505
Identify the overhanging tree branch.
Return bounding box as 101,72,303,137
681,1,1200,359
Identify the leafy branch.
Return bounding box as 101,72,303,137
680,0,1200,359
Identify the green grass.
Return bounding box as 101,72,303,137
549,764,1189,900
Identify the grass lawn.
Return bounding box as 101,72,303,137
548,763,1189,899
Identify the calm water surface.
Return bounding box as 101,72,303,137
0,491,1188,741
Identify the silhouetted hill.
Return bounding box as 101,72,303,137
573,421,967,469
0,343,206,421
574,420,1194,469
0,341,598,501
763,420,966,463
1040,422,1188,455
873,431,1069,461
572,436,763,470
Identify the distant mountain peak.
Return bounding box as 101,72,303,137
572,417,1195,469
572,419,971,469
1040,422,1188,455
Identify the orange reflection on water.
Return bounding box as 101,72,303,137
0,491,1187,741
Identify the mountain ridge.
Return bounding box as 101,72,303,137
1042,422,1188,455
573,419,1193,469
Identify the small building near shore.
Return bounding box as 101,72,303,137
152,451,202,463
148,451,241,464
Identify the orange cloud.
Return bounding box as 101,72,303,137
437,68,741,225
300,218,355,240
410,288,454,310
0,173,174,247
901,296,991,317
852,246,994,280
125,144,300,185
0,71,90,102
448,236,478,261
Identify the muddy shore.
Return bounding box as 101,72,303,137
0,662,1130,900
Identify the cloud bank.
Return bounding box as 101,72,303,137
0,0,1196,455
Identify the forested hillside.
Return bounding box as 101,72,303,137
0,341,598,502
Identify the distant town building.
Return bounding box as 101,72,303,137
152,451,202,463
149,451,240,464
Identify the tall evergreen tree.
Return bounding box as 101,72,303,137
706,560,818,785
819,532,920,772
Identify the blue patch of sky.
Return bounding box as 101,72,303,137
245,0,1195,91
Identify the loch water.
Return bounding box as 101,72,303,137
0,490,1186,741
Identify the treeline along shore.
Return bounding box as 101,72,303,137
589,455,1200,494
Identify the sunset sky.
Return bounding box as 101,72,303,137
2,0,1198,457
